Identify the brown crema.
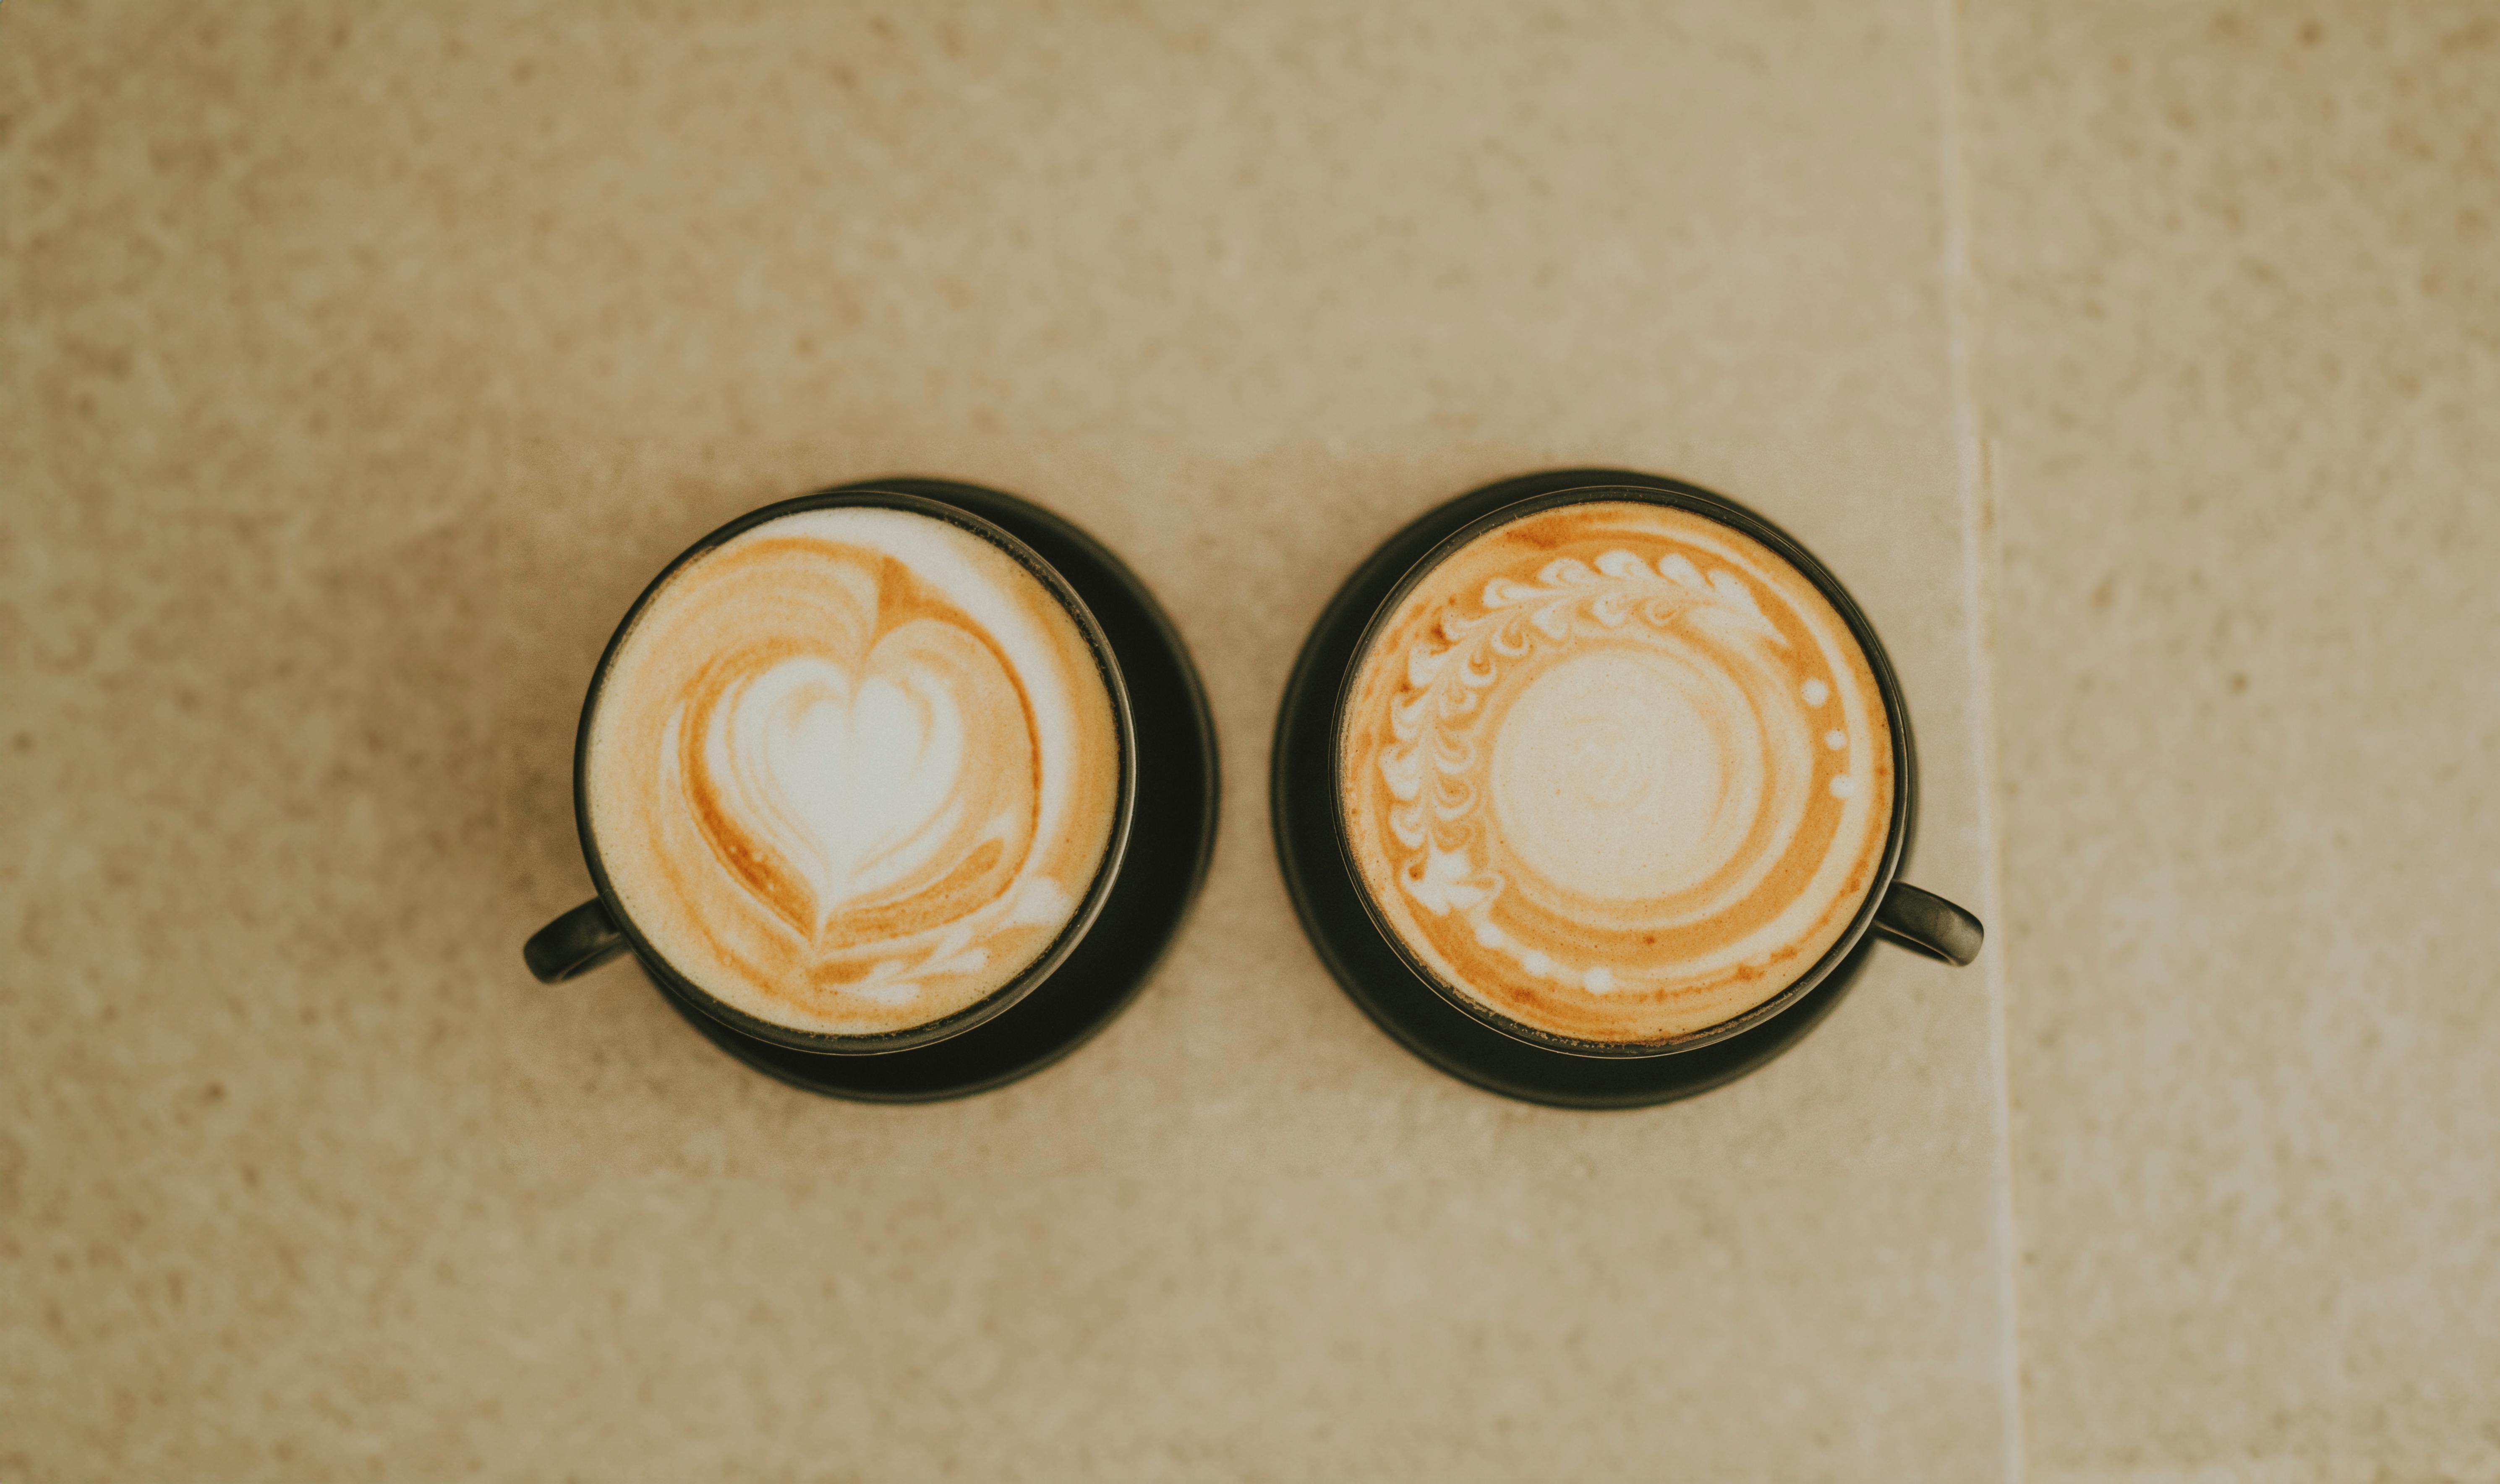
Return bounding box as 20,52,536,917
1338,500,1893,1045
585,506,1122,1038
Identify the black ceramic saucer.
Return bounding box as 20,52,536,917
1271,469,1886,1110
650,477,1218,1103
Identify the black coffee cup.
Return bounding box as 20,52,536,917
526,479,1218,1099
1273,470,1982,1107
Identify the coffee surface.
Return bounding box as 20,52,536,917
1338,499,1892,1044
585,506,1123,1037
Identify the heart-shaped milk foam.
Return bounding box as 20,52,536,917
702,650,970,936
678,600,1040,946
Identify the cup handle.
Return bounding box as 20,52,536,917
1871,881,1985,966
524,898,630,983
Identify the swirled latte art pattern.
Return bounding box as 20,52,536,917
1338,501,1892,1045
585,508,1122,1037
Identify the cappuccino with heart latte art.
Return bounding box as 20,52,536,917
1337,500,1893,1046
584,506,1124,1038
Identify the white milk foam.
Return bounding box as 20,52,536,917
1338,500,1894,1045
585,506,1123,1037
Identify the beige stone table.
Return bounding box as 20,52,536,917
3,4,2492,1480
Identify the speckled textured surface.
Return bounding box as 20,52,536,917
0,1,2487,1480
1967,4,2500,1481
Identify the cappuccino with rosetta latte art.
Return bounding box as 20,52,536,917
584,506,1124,1038
1337,500,1893,1046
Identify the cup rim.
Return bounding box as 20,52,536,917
1327,480,1917,1060
569,486,1141,1056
